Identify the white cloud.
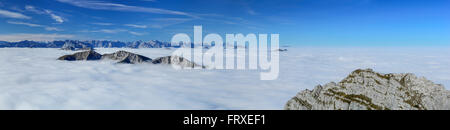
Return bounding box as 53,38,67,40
44,10,64,23
44,27,63,31
0,9,31,19
247,9,257,15
56,0,193,17
128,31,145,36
25,5,44,14
98,29,127,33
92,22,114,26
124,24,147,29
193,13,253,26
153,18,193,21
0,33,74,42
7,21,62,31
7,21,41,27
148,18,193,28
81,29,145,36
82,29,128,34
25,5,65,23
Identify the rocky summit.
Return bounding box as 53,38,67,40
102,51,152,64
152,56,204,68
57,50,102,61
58,50,203,68
285,69,450,110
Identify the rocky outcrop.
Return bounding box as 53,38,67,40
285,69,450,110
58,50,203,68
102,51,152,64
152,56,204,68
57,50,102,61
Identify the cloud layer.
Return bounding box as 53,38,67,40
0,47,449,109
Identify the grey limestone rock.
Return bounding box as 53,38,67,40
102,51,152,64
58,50,204,68
285,69,450,110
57,50,102,61
152,56,204,68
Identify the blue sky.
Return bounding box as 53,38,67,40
0,0,449,46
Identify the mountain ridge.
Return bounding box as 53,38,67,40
58,50,204,68
285,69,450,110
0,40,173,49
0,40,247,49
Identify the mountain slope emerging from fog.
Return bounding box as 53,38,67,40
285,69,450,110
57,50,203,68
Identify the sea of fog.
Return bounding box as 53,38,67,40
0,47,449,110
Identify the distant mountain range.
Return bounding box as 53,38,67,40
0,40,177,50
0,40,248,50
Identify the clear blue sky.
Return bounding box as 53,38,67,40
0,0,449,46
